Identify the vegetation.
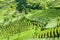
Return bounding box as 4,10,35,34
0,0,60,40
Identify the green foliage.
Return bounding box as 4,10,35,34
25,9,60,39
27,0,60,9
0,0,60,40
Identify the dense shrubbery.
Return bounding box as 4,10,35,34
0,0,60,40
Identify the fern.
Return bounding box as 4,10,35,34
0,0,60,40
